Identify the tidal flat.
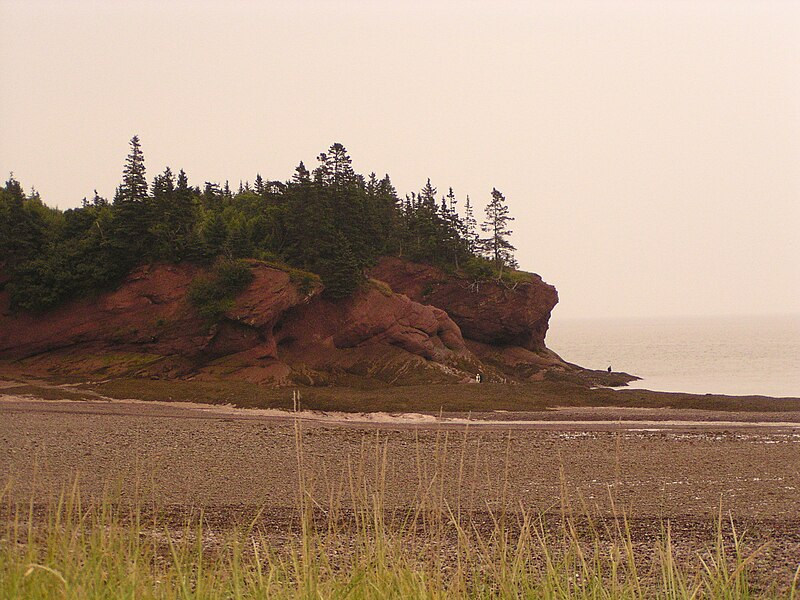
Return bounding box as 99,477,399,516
1,379,799,597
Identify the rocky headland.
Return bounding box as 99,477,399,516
0,258,633,387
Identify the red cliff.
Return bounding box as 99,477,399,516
0,258,600,386
368,257,558,352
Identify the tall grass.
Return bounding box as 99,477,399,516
1,419,797,599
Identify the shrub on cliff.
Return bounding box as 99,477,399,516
188,260,254,321
462,257,495,281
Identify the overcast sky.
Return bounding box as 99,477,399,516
1,0,798,319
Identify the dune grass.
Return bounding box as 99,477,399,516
1,419,798,599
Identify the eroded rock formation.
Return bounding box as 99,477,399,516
369,257,558,352
0,257,622,386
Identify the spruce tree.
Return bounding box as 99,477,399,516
292,162,310,184
111,136,153,263
441,187,466,269
254,173,265,195
201,212,228,258
463,194,478,253
174,170,197,232
480,188,516,270
320,231,362,299
118,135,148,203
419,178,437,209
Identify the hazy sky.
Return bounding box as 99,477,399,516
1,0,798,319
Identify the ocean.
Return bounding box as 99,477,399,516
546,315,800,398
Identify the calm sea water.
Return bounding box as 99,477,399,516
546,315,800,398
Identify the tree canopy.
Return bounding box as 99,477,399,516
0,137,521,310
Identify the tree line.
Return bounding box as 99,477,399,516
0,137,518,311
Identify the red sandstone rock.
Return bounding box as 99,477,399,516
368,257,559,352
0,263,203,361
0,261,478,385
0,257,574,386
282,282,467,362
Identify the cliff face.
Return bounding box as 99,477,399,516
368,257,558,352
0,258,580,386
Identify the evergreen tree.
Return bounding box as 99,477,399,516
174,170,197,233
480,188,516,269
201,211,228,257
92,190,108,207
149,167,181,260
0,175,47,268
419,178,437,209
112,136,152,261
320,231,362,299
441,187,466,269
283,161,332,269
117,135,148,203
292,162,310,184
405,179,441,261
227,216,253,258
315,143,355,189
463,194,478,253
374,174,401,255
150,166,175,199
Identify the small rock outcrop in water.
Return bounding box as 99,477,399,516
0,259,632,386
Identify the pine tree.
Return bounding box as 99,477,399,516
480,188,516,270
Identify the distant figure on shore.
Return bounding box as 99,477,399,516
476,373,483,383
607,366,612,373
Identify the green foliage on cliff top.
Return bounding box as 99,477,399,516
2,138,521,311
187,259,254,321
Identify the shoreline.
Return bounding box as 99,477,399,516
4,395,800,431
1,372,799,418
